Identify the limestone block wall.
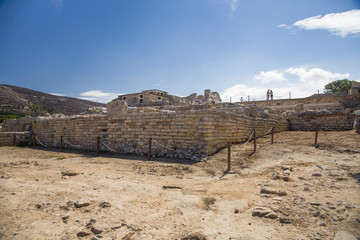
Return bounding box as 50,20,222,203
0,132,15,146
0,132,31,147
287,111,355,131
2,104,289,160
34,115,108,151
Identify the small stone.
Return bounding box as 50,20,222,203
181,232,207,240
260,187,277,195
61,170,78,176
99,202,111,208
272,197,282,201
282,176,290,181
61,215,70,223
74,199,91,208
271,173,280,180
277,190,287,196
312,173,322,177
264,212,278,219
91,226,103,235
77,231,91,237
252,207,272,217
234,208,239,214
310,202,322,206
279,218,292,224
281,165,292,171
283,169,291,175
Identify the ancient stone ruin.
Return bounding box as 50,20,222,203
1,84,359,159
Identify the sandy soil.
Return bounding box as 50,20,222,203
0,131,359,240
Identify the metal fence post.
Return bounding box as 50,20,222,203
148,138,152,160
227,142,231,172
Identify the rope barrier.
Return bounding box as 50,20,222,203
243,130,254,145
15,135,33,142
62,138,82,148
100,140,126,154
35,136,56,148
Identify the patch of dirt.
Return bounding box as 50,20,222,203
0,130,359,239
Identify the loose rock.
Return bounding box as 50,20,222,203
74,199,91,208
77,231,91,237
181,232,207,240
260,187,277,195
279,218,292,224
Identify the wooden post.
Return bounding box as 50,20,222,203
96,137,100,156
60,136,63,152
33,134,36,149
227,142,231,172
271,127,274,144
253,128,256,153
315,124,319,147
148,138,152,161
13,134,16,146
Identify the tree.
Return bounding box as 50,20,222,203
324,79,355,93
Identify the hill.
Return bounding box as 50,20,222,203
0,85,106,121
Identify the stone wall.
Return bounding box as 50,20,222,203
287,110,355,131
0,132,31,147
241,95,359,112
2,104,289,160
0,132,15,146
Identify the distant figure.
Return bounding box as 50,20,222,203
270,90,273,100
266,89,270,101
240,97,243,102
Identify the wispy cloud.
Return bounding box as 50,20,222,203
254,70,286,83
79,90,123,103
278,9,360,37
52,0,63,11
230,0,238,13
221,67,349,102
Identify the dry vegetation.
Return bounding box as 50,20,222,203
0,131,359,240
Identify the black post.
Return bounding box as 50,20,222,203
253,128,256,153
96,137,100,156
271,127,274,144
148,138,152,161
227,142,231,172
60,136,63,152
33,134,36,149
315,124,319,148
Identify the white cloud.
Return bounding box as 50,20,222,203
284,67,349,90
230,0,238,13
283,9,360,37
221,67,350,102
277,24,291,30
79,90,123,103
254,70,286,83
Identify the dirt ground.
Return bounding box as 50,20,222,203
0,131,359,240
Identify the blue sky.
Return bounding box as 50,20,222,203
1,0,359,103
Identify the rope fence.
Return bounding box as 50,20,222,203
10,124,321,170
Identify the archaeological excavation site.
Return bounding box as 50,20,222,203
0,84,360,240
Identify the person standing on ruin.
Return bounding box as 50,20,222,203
266,89,270,101
270,90,273,100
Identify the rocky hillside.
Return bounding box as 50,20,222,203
0,85,105,119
